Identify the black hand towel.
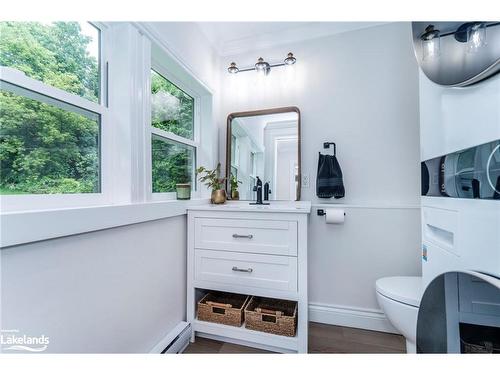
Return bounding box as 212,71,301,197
316,152,345,199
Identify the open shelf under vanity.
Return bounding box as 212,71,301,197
193,318,300,352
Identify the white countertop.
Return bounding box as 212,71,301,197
187,200,311,214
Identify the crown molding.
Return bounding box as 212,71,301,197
200,22,388,57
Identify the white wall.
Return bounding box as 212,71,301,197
1,216,186,353
219,23,422,329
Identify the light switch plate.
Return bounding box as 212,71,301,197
302,174,310,188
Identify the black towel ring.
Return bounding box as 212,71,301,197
323,142,336,156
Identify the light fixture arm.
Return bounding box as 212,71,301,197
236,62,285,72
237,67,259,73
227,52,297,75
269,62,288,68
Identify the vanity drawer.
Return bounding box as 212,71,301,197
194,217,297,256
194,249,298,292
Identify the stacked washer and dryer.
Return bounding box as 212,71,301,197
376,22,500,354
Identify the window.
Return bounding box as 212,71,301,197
151,136,195,193
149,68,197,196
231,134,236,164
231,166,238,180
250,152,257,177
0,21,106,206
151,69,194,139
0,83,100,194
1,23,212,214
0,22,100,103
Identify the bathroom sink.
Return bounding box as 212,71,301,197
187,200,311,214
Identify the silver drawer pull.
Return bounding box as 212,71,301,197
232,266,253,273
232,234,253,239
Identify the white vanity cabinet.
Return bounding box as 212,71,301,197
187,201,311,353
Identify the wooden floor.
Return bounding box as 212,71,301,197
183,322,406,354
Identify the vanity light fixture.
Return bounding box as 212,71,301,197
227,52,297,75
420,25,441,61
412,22,500,86
422,22,497,59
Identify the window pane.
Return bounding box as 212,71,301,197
231,134,236,164
151,70,194,140
0,82,100,194
0,22,100,102
151,135,195,193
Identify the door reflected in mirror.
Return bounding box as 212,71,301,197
227,107,300,201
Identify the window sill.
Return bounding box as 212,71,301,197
0,198,209,248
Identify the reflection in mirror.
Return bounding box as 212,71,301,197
416,271,500,353
227,109,300,201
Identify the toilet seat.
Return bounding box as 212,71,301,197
376,276,423,307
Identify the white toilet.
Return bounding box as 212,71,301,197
375,276,423,353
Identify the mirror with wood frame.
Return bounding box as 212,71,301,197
226,107,301,201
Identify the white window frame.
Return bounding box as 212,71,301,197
146,50,201,201
0,22,112,213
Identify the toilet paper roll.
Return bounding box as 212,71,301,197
325,209,345,224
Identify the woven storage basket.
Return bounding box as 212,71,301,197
244,296,297,337
461,339,499,353
197,292,250,327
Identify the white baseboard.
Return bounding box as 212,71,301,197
309,303,399,334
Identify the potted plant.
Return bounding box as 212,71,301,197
175,171,191,200
229,174,242,200
196,163,227,204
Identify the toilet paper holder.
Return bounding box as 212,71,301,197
317,209,345,216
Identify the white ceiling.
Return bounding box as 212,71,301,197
195,22,386,56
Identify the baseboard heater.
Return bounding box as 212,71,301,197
150,322,192,354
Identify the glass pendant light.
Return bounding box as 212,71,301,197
255,57,270,76
227,62,239,74
421,25,440,61
467,22,487,53
284,52,297,65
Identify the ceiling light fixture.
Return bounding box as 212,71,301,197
226,52,297,75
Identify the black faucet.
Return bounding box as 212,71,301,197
250,176,269,205
264,181,271,201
